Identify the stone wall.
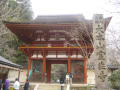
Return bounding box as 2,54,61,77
19,69,27,82
87,69,113,85
8,69,27,83
87,70,95,85
8,70,19,82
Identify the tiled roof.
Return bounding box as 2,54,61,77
0,56,22,69
3,14,86,24
34,14,86,24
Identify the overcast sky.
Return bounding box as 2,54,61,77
30,0,115,19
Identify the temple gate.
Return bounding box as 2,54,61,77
4,15,111,83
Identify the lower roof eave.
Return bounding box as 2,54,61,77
0,64,21,71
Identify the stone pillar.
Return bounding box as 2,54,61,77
93,14,108,90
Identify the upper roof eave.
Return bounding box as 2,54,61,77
3,17,112,25
3,15,112,44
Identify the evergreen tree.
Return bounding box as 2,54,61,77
0,0,33,64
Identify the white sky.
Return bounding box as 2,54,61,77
30,0,114,19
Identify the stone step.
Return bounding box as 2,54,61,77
30,83,88,90
37,84,62,90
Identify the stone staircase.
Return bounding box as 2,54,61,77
29,83,89,90
37,84,62,90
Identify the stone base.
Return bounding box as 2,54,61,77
91,88,115,90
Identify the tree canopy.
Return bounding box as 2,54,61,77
0,0,33,64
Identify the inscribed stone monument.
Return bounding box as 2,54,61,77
93,14,108,90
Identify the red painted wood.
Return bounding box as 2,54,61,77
67,56,71,73
27,57,32,77
43,56,46,73
47,62,51,83
48,60,67,64
31,58,84,61
84,58,87,84
20,47,93,58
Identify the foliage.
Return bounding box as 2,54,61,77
18,0,33,21
108,70,120,90
0,0,33,64
7,36,27,64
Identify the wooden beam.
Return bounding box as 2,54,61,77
19,46,93,49
31,58,84,60
47,60,67,64
19,46,93,56
5,23,80,29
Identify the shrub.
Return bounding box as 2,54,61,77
108,70,120,90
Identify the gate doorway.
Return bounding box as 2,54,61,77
46,60,67,83
51,64,67,83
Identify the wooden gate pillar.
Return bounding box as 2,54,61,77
67,56,71,73
42,50,46,82
84,57,87,83
47,62,51,83
27,56,32,77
